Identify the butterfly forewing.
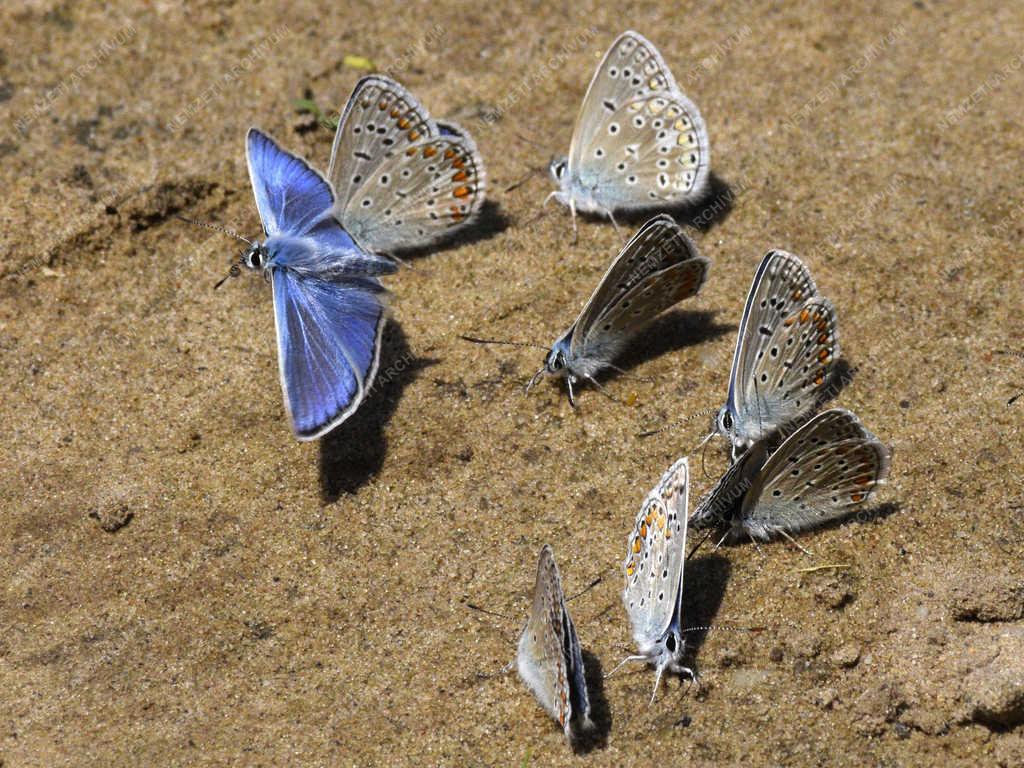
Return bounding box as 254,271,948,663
569,31,679,169
328,76,435,212
727,250,823,442
517,545,590,740
623,457,689,646
339,129,485,254
571,215,709,362
741,409,890,537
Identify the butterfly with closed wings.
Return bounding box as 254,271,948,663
528,214,710,405
617,457,697,703
692,409,891,545
328,75,486,255
714,249,840,459
517,545,593,743
549,31,711,236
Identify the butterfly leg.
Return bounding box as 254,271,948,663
604,206,623,237
777,528,813,556
712,528,731,551
566,375,578,408
581,373,622,405
604,653,648,679
525,367,546,395
746,530,765,557
569,199,579,245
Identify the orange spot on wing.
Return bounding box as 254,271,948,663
632,537,642,554
423,146,437,158
800,309,810,324
378,100,388,110
444,148,456,159
452,157,466,169
850,492,865,503
409,129,421,141
453,185,471,198
397,117,410,129
390,108,401,118
818,348,830,361
452,170,469,182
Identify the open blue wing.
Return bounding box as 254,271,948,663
271,268,386,440
246,128,336,238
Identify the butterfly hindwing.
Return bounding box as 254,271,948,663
739,296,839,441
689,441,769,529
338,129,485,254
328,76,486,254
517,545,591,740
740,409,890,538
575,93,710,210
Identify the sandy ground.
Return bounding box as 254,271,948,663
2,0,1024,765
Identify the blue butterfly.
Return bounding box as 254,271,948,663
243,128,397,440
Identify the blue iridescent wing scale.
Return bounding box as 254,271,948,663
271,270,387,440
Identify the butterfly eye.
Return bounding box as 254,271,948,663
722,411,733,431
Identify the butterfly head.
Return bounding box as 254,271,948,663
548,156,568,186
544,347,568,376
715,405,737,443
241,242,270,272
637,628,690,703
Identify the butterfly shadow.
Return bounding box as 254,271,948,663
816,500,903,536
820,357,856,407
610,172,740,233
608,309,734,379
319,322,438,499
392,200,509,260
680,553,732,660
574,649,611,754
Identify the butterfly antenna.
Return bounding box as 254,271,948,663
566,575,603,603
504,167,542,193
512,130,547,149
686,528,714,560
175,215,253,245
681,624,767,634
638,408,717,439
458,334,550,351
465,602,515,622
649,662,667,706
